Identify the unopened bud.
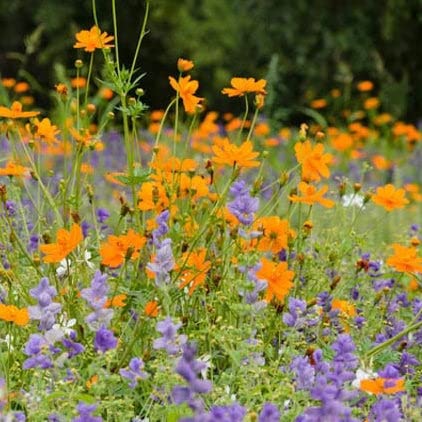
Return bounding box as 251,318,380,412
75,59,83,69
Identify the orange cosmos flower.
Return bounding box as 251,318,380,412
289,182,335,208
179,248,211,295
0,161,29,177
331,299,356,317
144,300,160,317
100,229,146,268
211,138,260,168
71,77,87,89
386,244,422,274
14,81,30,93
0,101,39,119
251,216,295,254
1,78,16,88
357,81,374,92
360,377,404,395
256,258,294,302
74,26,114,52
105,294,127,308
364,97,380,110
372,155,392,170
371,184,409,211
0,304,29,326
34,118,60,145
310,99,327,109
294,140,332,182
40,224,83,263
137,181,170,212
222,77,267,97
177,58,194,72
169,75,203,113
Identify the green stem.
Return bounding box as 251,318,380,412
237,95,249,143
111,0,120,76
129,0,150,82
246,107,259,142
84,53,95,106
366,319,422,358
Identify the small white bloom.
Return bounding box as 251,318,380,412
198,354,212,379
352,368,378,389
56,250,94,277
342,194,365,209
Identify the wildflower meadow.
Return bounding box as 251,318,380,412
0,2,421,421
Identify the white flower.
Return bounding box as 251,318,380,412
53,314,77,336
197,354,212,379
56,250,94,277
342,194,365,209
0,334,14,351
352,368,378,389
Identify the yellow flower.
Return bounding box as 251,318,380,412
74,26,114,52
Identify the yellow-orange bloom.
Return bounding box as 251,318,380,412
14,81,30,93
331,299,356,317
34,118,60,145
294,140,332,182
364,97,380,110
222,77,267,97
371,184,409,211
211,138,260,168
0,304,29,326
289,182,335,208
386,244,422,274
256,258,294,302
360,377,404,395
357,81,374,92
40,224,83,263
144,300,160,317
74,26,114,52
105,294,127,308
177,58,194,72
310,99,327,109
179,248,211,295
251,216,295,254
100,229,146,268
0,101,39,119
0,161,29,177
169,75,203,113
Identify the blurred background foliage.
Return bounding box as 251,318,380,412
0,0,421,123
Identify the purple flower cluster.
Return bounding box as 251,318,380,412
23,278,67,370
72,402,102,422
147,238,175,286
80,271,117,353
172,343,212,414
151,209,170,247
119,357,148,388
293,334,360,422
227,180,259,226
28,277,62,331
238,262,267,311
153,317,187,355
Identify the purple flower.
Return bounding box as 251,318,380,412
227,180,259,225
81,271,114,330
147,238,174,286
96,208,110,223
259,403,281,421
62,333,85,358
175,343,212,394
120,357,148,388
94,326,117,353
153,317,187,355
370,399,402,422
290,356,315,390
80,271,109,310
81,221,90,238
283,297,307,328
72,402,102,422
151,210,170,246
205,403,247,421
